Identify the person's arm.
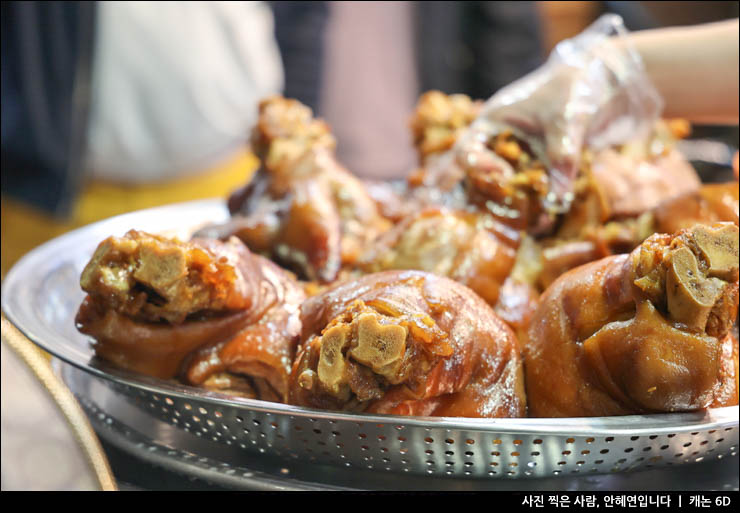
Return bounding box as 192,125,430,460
629,19,739,125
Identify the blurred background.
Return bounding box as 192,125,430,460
2,0,739,277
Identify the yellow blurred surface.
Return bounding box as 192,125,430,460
2,149,258,278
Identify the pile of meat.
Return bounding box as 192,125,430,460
76,93,739,418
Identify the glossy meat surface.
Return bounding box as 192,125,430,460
523,223,739,417
76,231,305,395
201,96,390,283
288,271,526,418
357,208,518,306
654,182,739,234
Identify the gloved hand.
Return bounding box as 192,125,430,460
455,14,663,214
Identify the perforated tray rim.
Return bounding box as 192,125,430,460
3,199,738,480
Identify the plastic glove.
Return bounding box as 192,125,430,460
455,14,663,214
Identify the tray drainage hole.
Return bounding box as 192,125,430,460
492,439,502,445
585,437,595,443
630,436,640,441
165,398,174,406
425,450,434,455
253,420,261,426
562,450,571,456
600,449,609,454
361,445,369,451
581,450,590,455
683,442,692,448
184,403,192,410
357,433,366,439
465,451,474,457
236,416,243,423
489,462,499,467
331,431,340,437
509,462,518,467
491,451,500,457
716,438,725,443
512,440,522,446
192,416,201,423
466,439,476,445
378,435,386,441
398,436,407,443
445,451,454,456
667,433,676,438
399,448,408,455
198,407,208,415
464,462,474,467
488,471,497,476
594,460,604,464
643,447,652,452
576,461,585,466
527,461,537,468
624,448,634,453
313,429,322,435
424,437,434,444
426,460,435,466
557,461,566,466
566,438,575,444
660,445,669,450
207,420,215,427
533,439,543,445
445,438,454,444
531,451,540,456
511,451,520,457
605,437,614,443
700,440,709,446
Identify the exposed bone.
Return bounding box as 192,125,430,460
349,314,407,379
691,224,739,282
666,246,726,331
316,324,351,395
297,369,317,390
133,242,188,293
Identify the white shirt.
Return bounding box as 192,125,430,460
85,1,284,183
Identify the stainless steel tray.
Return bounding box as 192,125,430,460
3,199,738,483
